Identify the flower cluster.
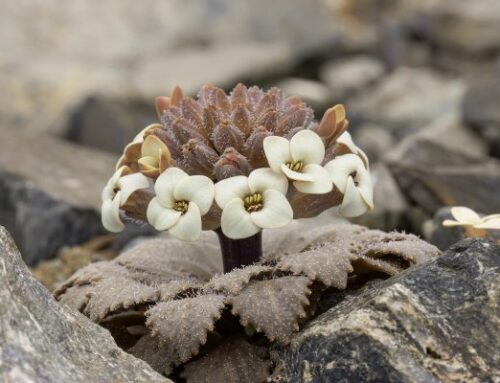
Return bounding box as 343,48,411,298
101,84,373,240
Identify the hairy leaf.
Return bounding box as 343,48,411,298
145,295,226,364
84,277,158,322
205,265,273,295
58,284,93,312
277,244,353,289
229,276,311,344
128,335,177,376
181,337,270,383
157,279,203,301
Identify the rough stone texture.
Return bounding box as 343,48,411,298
463,73,500,158
384,114,499,215
272,239,500,383
350,67,465,138
0,127,116,265
0,226,170,383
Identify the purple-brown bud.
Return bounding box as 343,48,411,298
213,147,250,181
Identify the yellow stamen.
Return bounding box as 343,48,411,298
244,193,263,213
286,161,304,172
174,200,189,214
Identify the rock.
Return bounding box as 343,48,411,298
352,164,410,232
0,127,150,265
272,238,500,382
463,74,500,158
319,55,385,101
0,226,171,383
349,67,465,138
272,77,334,112
384,114,499,215
352,123,395,163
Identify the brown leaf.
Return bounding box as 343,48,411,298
277,244,353,289
181,336,270,383
229,276,311,344
145,295,226,364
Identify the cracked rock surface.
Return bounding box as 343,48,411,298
272,239,500,383
0,226,171,383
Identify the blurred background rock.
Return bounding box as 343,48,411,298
0,0,499,268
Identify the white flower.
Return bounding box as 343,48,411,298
147,167,215,241
215,168,292,239
263,130,332,194
101,166,151,233
443,207,500,230
324,154,373,217
336,131,369,168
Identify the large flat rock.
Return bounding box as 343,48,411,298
0,127,116,264
272,238,500,382
0,226,171,383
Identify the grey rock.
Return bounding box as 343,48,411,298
463,74,500,158
319,55,385,101
350,67,465,138
352,124,395,163
0,226,171,383
384,114,499,215
272,77,335,112
272,239,500,382
352,164,410,232
0,127,122,265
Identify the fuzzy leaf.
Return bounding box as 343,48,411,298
58,284,93,312
277,244,353,289
181,337,270,383
84,277,158,322
229,276,311,344
157,279,203,301
145,295,226,364
205,265,273,295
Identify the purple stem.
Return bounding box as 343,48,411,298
215,229,263,273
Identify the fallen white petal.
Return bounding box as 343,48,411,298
146,197,182,231
214,176,251,209
293,164,332,194
339,177,369,217
450,206,482,225
118,172,151,205
290,129,325,165
281,163,314,182
474,218,500,230
263,136,292,173
155,167,188,207
169,202,202,241
174,175,215,215
250,189,293,229
248,167,288,195
442,219,469,227
101,193,125,233
221,198,260,239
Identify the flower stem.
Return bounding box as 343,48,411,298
215,229,262,273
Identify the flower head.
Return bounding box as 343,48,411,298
325,154,373,217
101,166,151,232
263,130,332,194
215,168,291,239
147,167,215,241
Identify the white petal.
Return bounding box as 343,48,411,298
281,163,314,181
339,177,369,217
337,131,369,167
324,154,363,192
141,134,168,157
101,193,124,233
450,206,482,225
482,214,500,221
475,218,500,230
248,167,288,195
221,198,260,239
293,164,332,194
174,175,215,215
290,129,325,165
169,202,202,241
118,172,151,205
155,167,188,207
442,219,468,228
355,167,374,208
263,135,292,173
146,197,181,231
214,176,251,209
250,190,293,229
